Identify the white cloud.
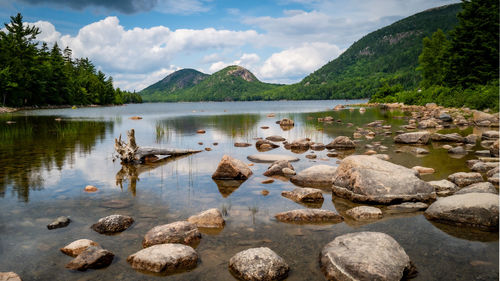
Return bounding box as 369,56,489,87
31,20,61,44
208,53,260,74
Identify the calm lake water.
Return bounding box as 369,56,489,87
0,100,498,280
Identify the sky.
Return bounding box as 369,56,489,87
0,0,458,91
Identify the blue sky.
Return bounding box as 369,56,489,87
0,0,458,91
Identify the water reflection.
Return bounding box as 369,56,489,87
0,116,113,201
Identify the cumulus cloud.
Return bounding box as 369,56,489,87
13,0,211,14
208,53,260,74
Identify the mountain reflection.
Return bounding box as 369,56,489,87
0,116,113,202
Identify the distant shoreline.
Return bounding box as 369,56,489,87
0,104,127,114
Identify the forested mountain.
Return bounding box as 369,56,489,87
141,65,281,102
261,3,462,100
0,14,142,107
140,69,208,102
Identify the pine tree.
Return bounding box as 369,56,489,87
417,29,450,88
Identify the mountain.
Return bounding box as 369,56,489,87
262,3,462,100
140,69,209,102
142,65,280,102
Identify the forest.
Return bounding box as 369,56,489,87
0,14,142,108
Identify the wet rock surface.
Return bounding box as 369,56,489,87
394,131,431,144
143,221,201,248
65,246,114,271
47,216,71,230
60,239,100,257
454,182,498,195
127,244,198,273
387,202,428,212
448,172,483,187
263,160,295,177
265,135,286,142
345,206,383,220
290,165,337,188
187,208,225,228
325,136,356,150
247,154,299,163
424,193,499,231
281,187,324,203
212,155,253,180
275,209,343,223
428,179,458,196
332,155,435,204
320,232,415,281
229,247,289,281
91,214,134,234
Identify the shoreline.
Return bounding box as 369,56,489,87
0,104,126,114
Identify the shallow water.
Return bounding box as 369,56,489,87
0,100,497,280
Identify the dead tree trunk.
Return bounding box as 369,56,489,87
114,129,201,164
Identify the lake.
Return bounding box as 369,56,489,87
0,100,497,280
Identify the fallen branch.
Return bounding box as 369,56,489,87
114,129,201,164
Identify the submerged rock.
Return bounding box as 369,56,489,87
127,244,198,273
47,216,71,230
279,118,294,126
387,202,428,212
320,232,415,281
345,206,383,220
424,193,499,231
187,208,225,228
325,136,356,150
229,247,289,281
412,166,435,174
234,142,252,147
454,182,498,195
60,239,100,257
448,146,467,154
281,188,324,203
65,246,114,271
431,133,464,142
266,135,286,142
142,221,201,248
275,209,343,223
290,165,337,188
263,160,295,177
448,172,483,187
394,131,430,144
256,139,279,151
91,214,134,234
332,155,435,204
428,179,458,196
247,154,299,163
212,155,253,180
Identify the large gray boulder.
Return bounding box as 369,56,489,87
65,246,114,271
447,172,483,187
142,221,201,248
454,182,498,195
290,165,337,188
394,131,431,144
212,155,252,180
275,209,343,224
424,193,499,231
91,214,134,234
332,155,436,204
127,244,198,273
229,247,289,281
247,154,299,163
320,232,415,281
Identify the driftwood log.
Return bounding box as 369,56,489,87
114,129,201,164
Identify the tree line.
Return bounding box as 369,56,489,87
370,0,499,111
0,13,142,107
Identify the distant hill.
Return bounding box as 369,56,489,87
141,65,280,102
140,69,209,102
261,3,462,100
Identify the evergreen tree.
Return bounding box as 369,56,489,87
417,29,450,88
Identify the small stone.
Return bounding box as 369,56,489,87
305,154,317,159
234,142,252,147
261,190,269,196
91,214,134,234
260,126,269,129
387,202,428,212
448,146,467,154
412,166,435,174
196,130,206,134
261,179,274,184
47,216,71,230
364,150,377,155
345,206,383,220
187,208,225,228
448,172,483,187
129,116,142,120
247,154,299,163
229,247,289,281
204,147,212,151
266,136,286,142
325,136,356,150
198,142,203,145
127,244,198,273
143,221,201,248
60,239,100,257
442,145,452,150
84,185,98,192
281,188,324,203
275,209,343,223
212,155,253,180
263,160,295,177
66,246,114,271
428,180,458,196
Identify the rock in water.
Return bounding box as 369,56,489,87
345,206,383,220
266,135,286,142
187,208,225,228
482,130,499,140
247,154,299,163
142,221,201,248
427,180,458,196
229,247,289,281
454,182,498,195
127,244,198,273
47,216,71,230
320,232,415,281
60,239,100,257
424,193,499,231
387,202,428,212
290,165,337,188
394,131,431,144
275,209,343,223
447,172,483,187
332,155,435,204
431,133,464,142
91,214,134,234
65,246,114,271
325,136,356,150
263,160,295,177
212,155,252,180
0,272,22,281
281,188,324,203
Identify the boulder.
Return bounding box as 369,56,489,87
47,216,71,230
290,165,337,188
448,172,483,187
289,138,311,151
247,154,299,163
431,133,464,142
454,182,498,195
325,136,356,150
310,143,326,151
256,139,279,150
448,146,467,155
275,209,343,223
281,188,324,203
263,160,295,177
424,193,499,231
320,232,415,281
91,214,134,234
212,155,252,180
187,208,225,228
234,142,252,147
473,110,497,124
475,150,492,157
127,244,198,273
394,132,430,144
265,136,286,142
60,239,100,257
84,185,98,192
345,206,383,220
0,272,22,281
427,180,458,196
332,155,436,204
464,134,478,144
142,221,201,248
490,140,499,157
439,113,452,122
279,118,294,126
487,166,499,178
482,131,499,140
488,173,499,185
66,246,114,271
471,161,498,172
418,119,439,129
229,247,289,281
387,202,428,212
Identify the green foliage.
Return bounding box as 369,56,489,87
417,29,450,88
140,69,208,102
0,13,141,107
